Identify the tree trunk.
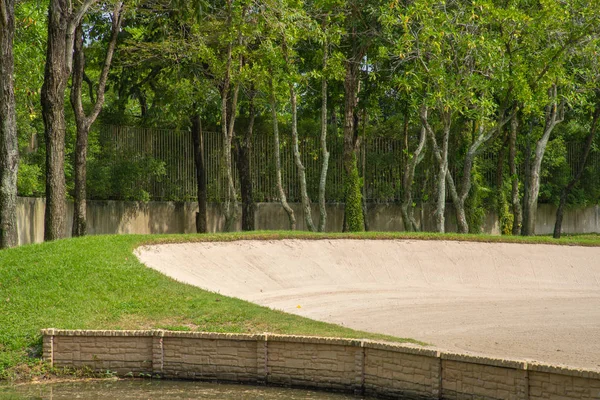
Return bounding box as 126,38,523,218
0,0,18,248
421,107,450,233
342,59,364,232
219,38,240,232
435,131,449,234
521,120,533,235
41,0,70,241
290,84,315,231
509,116,521,235
191,114,207,233
235,92,255,231
318,42,329,232
431,108,516,234
71,24,88,237
401,124,426,232
270,78,296,230
522,87,564,236
450,116,514,234
42,0,97,241
553,99,599,239
70,5,121,237
72,121,89,237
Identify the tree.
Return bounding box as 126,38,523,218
317,39,330,232
553,96,599,238
41,0,98,241
280,10,317,232
219,3,241,231
337,0,385,232
0,0,18,248
407,0,511,233
268,75,296,230
514,0,600,235
259,0,306,231
521,86,565,235
70,2,123,236
401,122,426,232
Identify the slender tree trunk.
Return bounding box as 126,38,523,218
71,24,88,237
290,84,315,231
72,121,89,237
70,4,122,237
421,107,450,233
318,43,329,232
521,120,532,234
401,125,426,232
522,87,564,236
436,126,449,234
191,113,207,233
509,116,521,235
220,41,240,232
270,78,296,230
360,108,369,232
430,109,515,234
447,152,471,234
554,100,599,238
235,92,255,231
342,58,364,232
0,0,18,248
42,0,97,241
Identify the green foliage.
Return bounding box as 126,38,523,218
344,155,365,232
87,151,166,202
539,137,570,205
464,165,489,234
497,185,514,236
17,164,43,197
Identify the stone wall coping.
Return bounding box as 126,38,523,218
41,329,157,337
440,351,527,369
362,340,439,357
528,362,600,379
265,334,362,346
41,329,600,380
161,331,265,341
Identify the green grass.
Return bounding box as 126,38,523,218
1,230,599,380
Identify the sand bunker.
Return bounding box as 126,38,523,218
135,239,600,370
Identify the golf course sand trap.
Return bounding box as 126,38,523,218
135,239,600,371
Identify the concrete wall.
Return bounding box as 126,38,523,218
42,330,600,400
18,197,600,245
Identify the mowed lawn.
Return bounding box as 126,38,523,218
1,231,598,379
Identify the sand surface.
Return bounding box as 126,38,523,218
135,239,600,370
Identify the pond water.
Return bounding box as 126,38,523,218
0,380,372,400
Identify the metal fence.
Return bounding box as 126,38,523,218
98,125,600,203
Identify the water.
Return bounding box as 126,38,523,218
0,380,370,400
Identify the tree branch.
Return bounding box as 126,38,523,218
69,0,98,35
66,0,100,76
83,72,95,104
70,23,86,127
0,0,8,28
88,1,123,123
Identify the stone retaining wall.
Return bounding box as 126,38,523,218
42,329,600,400
19,197,600,245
